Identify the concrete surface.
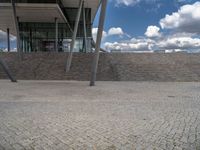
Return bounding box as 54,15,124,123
0,80,200,150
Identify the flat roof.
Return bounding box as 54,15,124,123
0,0,101,35
0,3,68,35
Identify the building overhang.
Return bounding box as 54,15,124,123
0,3,68,35
61,0,101,21
0,0,101,35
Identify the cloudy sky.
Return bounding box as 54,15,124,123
0,30,16,51
1,0,200,52
93,0,200,52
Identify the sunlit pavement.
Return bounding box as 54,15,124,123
0,80,200,150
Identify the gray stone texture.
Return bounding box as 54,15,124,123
1,52,200,81
0,81,200,149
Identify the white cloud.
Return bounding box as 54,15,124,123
92,28,107,42
104,38,155,51
108,27,124,36
114,0,161,7
103,2,200,53
177,0,187,2
160,2,200,33
0,30,16,42
104,34,200,52
145,25,161,38
158,36,200,50
0,30,7,43
0,30,16,50
92,27,127,43
115,0,141,6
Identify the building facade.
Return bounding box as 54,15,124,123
0,0,108,86
0,0,101,52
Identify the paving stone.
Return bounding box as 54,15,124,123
0,81,200,149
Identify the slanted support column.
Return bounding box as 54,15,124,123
7,28,10,52
90,0,108,86
66,0,84,72
11,0,22,60
55,17,58,52
0,59,17,82
82,1,87,52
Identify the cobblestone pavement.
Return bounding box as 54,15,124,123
0,80,200,150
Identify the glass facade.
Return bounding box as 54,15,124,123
1,0,93,52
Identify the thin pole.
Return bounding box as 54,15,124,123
30,28,33,52
55,17,58,52
7,28,10,52
82,1,87,52
0,59,17,82
11,0,22,60
90,0,108,86
66,0,83,72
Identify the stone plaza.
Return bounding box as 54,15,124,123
0,80,200,150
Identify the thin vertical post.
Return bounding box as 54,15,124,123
82,1,87,52
11,0,22,60
30,28,33,52
90,0,108,86
0,59,17,82
55,17,58,52
66,0,83,72
7,28,10,52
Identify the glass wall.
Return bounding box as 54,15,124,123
0,0,93,52
19,8,92,53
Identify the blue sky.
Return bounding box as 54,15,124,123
1,0,200,52
94,0,179,37
93,0,200,52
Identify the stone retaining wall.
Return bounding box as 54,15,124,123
1,52,200,81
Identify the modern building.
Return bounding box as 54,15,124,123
0,0,108,85
0,0,101,53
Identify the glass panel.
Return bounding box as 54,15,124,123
18,6,92,53
1,0,93,52
19,22,92,52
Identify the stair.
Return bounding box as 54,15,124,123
0,52,115,81
1,52,200,81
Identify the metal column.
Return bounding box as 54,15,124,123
30,28,33,52
7,28,10,52
0,59,17,82
82,1,87,52
90,0,108,86
11,0,22,60
55,17,58,52
65,0,84,72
